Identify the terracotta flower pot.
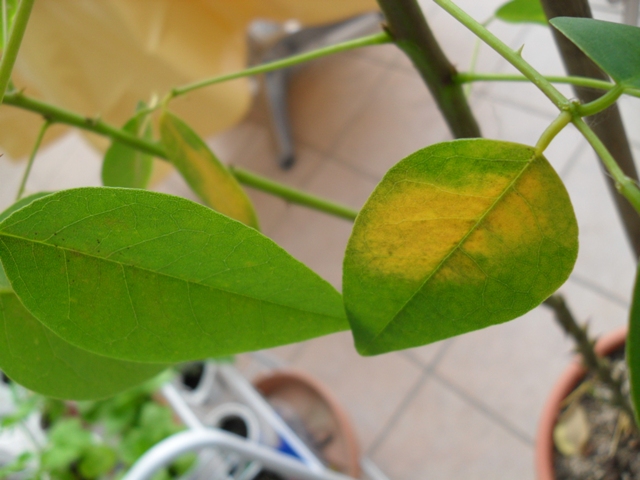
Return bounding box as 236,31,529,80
254,369,361,478
535,326,628,480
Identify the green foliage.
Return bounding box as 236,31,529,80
0,283,168,400
550,18,640,89
0,390,39,429
76,373,193,477
78,445,118,479
495,0,546,25
159,109,259,229
343,139,578,355
0,260,8,291
0,188,348,363
41,418,90,467
0,373,190,479
77,370,172,436
118,403,182,465
0,191,53,223
1,193,165,401
0,189,170,401
102,107,154,189
0,451,34,478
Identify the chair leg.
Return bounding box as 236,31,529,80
264,68,295,169
623,0,639,25
259,12,384,170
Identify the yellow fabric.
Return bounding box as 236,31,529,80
1,0,376,159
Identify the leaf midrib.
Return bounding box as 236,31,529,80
363,153,535,350
0,232,344,321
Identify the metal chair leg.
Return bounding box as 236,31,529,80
264,68,295,169
252,12,384,169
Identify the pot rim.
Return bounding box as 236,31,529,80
253,368,361,478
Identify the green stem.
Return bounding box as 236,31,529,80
229,167,358,221
2,92,358,221
573,116,640,216
0,0,34,104
2,0,8,48
539,0,640,258
625,87,640,99
463,16,494,97
457,72,613,91
535,111,571,156
456,73,640,100
464,38,482,98
576,84,624,117
4,91,167,156
16,119,49,200
434,0,568,109
170,32,391,99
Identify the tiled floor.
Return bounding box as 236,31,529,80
0,1,639,479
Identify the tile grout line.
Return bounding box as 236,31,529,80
483,92,559,120
286,341,309,365
568,274,630,308
300,140,382,184
432,371,535,447
364,339,457,457
364,369,432,458
218,119,266,166
558,141,588,180
342,47,401,72
323,67,395,159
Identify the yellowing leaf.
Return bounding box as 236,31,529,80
159,110,259,229
343,139,578,355
554,404,590,456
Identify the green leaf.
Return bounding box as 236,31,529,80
496,0,547,25
119,403,182,465
159,110,259,230
2,192,54,291
550,17,640,89
3,195,164,401
78,445,117,479
0,188,347,362
0,192,54,224
628,263,640,425
77,371,173,435
343,139,578,355
41,419,90,471
0,283,168,400
102,111,154,189
0,259,8,292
